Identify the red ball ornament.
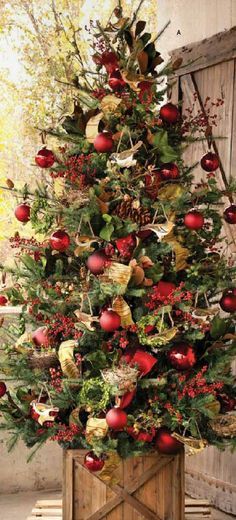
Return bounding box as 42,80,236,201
35,148,55,168
155,280,176,298
115,234,137,260
94,133,114,153
0,382,7,398
84,451,105,472
167,343,196,370
155,428,182,454
99,309,121,332
184,210,204,230
0,295,8,306
219,290,236,313
106,407,127,430
14,203,30,223
160,103,180,124
200,152,219,172
223,204,236,225
32,327,50,347
159,163,180,180
87,250,109,275
50,230,70,252
109,70,126,91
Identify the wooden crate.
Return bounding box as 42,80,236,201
63,449,185,520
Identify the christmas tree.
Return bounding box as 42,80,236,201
0,4,236,470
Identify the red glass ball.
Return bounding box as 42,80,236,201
155,428,182,454
200,152,219,172
0,295,8,306
32,327,50,347
87,251,108,275
0,382,7,398
159,163,180,180
106,407,127,430
35,148,55,168
220,290,236,313
94,133,114,153
109,70,126,91
167,343,196,370
14,203,30,223
99,309,121,332
115,234,136,259
155,280,176,297
184,210,204,230
223,204,236,224
50,230,70,252
159,103,180,124
84,451,105,472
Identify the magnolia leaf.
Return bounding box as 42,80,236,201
152,130,178,162
210,315,230,339
99,223,114,241
135,20,146,37
86,112,103,143
137,50,149,74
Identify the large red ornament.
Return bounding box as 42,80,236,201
115,234,137,260
94,133,114,153
0,382,7,398
184,210,204,230
0,295,8,306
14,203,31,223
223,204,236,225
155,428,182,454
87,250,108,275
155,280,176,298
167,343,196,370
159,103,180,124
219,289,236,313
32,327,50,347
84,451,105,472
159,163,180,180
99,309,121,332
50,230,70,252
35,148,55,168
109,70,126,91
131,350,157,376
200,152,219,172
106,407,127,430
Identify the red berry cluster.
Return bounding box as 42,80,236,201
51,423,81,442
164,402,183,423
10,235,43,260
107,329,129,351
181,95,224,134
49,368,63,392
44,313,81,342
146,283,193,311
92,88,108,99
177,366,224,400
51,154,97,185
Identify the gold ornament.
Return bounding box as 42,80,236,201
172,433,208,455
100,94,122,114
58,340,80,379
85,417,108,443
112,296,134,327
99,451,121,485
158,183,185,201
103,262,132,291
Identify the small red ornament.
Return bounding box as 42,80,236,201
184,210,204,230
0,382,7,398
223,204,236,225
84,451,105,472
155,428,182,454
32,327,50,347
160,103,180,124
99,309,121,332
14,203,30,223
167,343,196,370
109,70,126,91
219,289,236,313
200,152,219,172
50,230,70,252
115,234,137,260
87,250,109,275
94,133,114,153
35,148,55,168
131,349,157,376
119,389,136,409
145,170,162,200
159,163,180,180
155,281,176,298
106,407,127,430
218,394,236,413
0,295,8,306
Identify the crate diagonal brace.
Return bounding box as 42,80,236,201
86,455,174,520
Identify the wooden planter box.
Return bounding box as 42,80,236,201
63,449,185,520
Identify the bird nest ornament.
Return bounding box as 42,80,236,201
28,350,59,370
102,364,139,395
210,414,236,438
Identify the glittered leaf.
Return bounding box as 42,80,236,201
86,112,103,143
158,184,185,201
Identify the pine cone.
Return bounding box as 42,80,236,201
114,197,151,226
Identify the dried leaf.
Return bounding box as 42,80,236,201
6,179,14,189
135,20,146,37
149,53,164,71
54,178,66,198
163,231,189,271
85,112,103,143
137,50,149,74
131,265,145,285
100,95,122,115
172,57,183,70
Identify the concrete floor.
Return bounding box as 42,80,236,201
0,490,235,520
